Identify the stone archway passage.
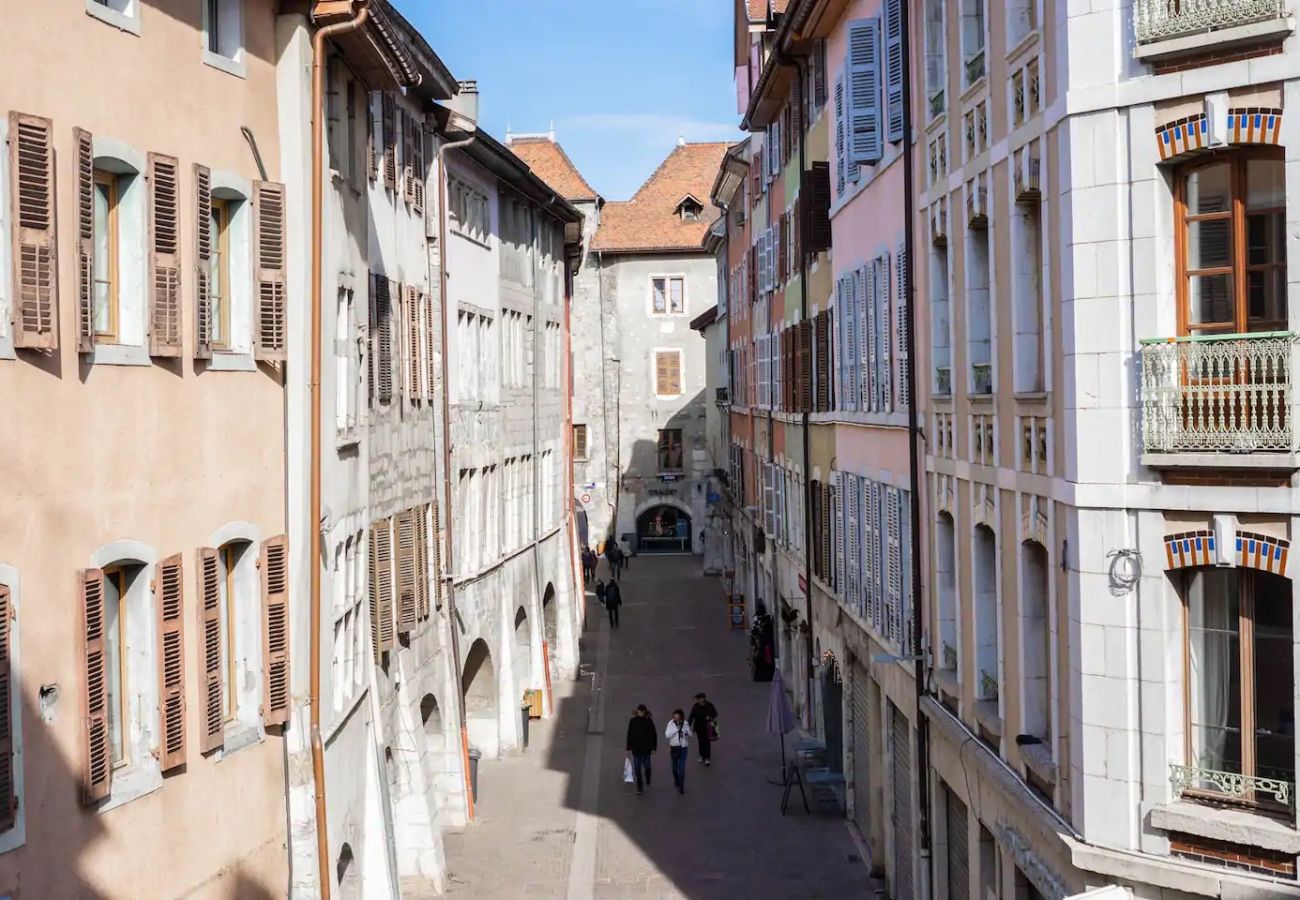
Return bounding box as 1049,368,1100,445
636,504,692,553
514,606,532,699
462,639,499,758
542,584,558,682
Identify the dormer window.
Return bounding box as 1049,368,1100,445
677,195,704,221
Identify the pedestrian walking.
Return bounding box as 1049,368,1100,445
688,692,719,766
664,709,693,793
581,548,594,583
625,705,657,795
605,579,622,628
595,579,606,608
606,543,622,581
618,538,633,570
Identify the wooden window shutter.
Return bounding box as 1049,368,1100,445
260,536,290,726
253,182,288,360
0,585,14,831
424,291,436,401
396,510,417,634
369,520,395,660
655,351,680,396
811,482,823,578
381,93,397,190
412,120,425,214
367,91,378,182
193,164,213,359
147,153,182,356
415,506,430,620
79,568,111,803
197,548,224,753
814,40,828,108
402,114,414,205
793,198,802,269
377,277,393,403
799,319,813,412
821,483,833,586
803,162,833,254
847,18,884,166
895,240,910,411
10,112,58,350
816,310,831,411
406,285,420,405
155,554,186,771
884,0,905,143
74,128,95,353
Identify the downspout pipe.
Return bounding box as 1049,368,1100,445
309,6,369,897
898,0,932,892
437,130,478,821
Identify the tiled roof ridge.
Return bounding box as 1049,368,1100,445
506,135,600,202
629,141,732,202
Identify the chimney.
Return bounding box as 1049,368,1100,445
444,79,479,134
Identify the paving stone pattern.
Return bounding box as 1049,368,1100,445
441,556,874,899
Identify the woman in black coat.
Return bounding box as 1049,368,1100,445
625,705,657,794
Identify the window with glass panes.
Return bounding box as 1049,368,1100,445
651,276,685,315
657,429,684,471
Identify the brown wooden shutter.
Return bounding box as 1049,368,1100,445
424,291,436,402
194,164,213,359
431,501,443,610
377,277,393,403
79,568,111,803
382,93,397,190
802,162,833,254
415,505,430,620
777,213,788,282
811,482,823,578
10,112,58,350
795,319,806,410
0,585,14,830
821,484,832,582
655,351,681,396
261,536,290,726
74,128,95,353
370,520,395,660
197,547,223,753
367,91,378,182
253,182,288,360
147,153,182,356
155,554,186,771
402,116,415,206
406,285,419,405
396,510,417,634
816,310,831,411
793,197,802,268
411,120,425,214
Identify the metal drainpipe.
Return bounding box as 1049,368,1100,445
436,130,478,821
898,0,933,891
308,6,370,897
530,207,544,717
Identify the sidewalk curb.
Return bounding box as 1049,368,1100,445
567,593,611,900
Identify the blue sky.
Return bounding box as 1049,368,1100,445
392,0,744,200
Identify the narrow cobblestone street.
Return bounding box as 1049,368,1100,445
440,556,874,899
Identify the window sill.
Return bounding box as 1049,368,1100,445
974,698,1002,739
1020,740,1057,786
336,429,360,451
201,49,246,79
85,0,141,35
935,666,959,699
88,343,151,367
1141,451,1299,471
98,761,162,814
216,721,263,761
204,351,255,372
1005,28,1040,66
1150,800,1300,855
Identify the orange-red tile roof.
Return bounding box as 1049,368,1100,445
591,142,731,255
506,137,600,203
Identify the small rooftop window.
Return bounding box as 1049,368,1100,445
677,195,704,221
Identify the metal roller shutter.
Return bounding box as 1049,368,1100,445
852,663,872,837
946,786,969,900
891,704,913,900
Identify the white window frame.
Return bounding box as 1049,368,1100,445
88,139,150,367
206,171,256,371
0,564,25,854
653,347,685,399
201,0,246,78
648,274,688,317
85,0,141,35
209,521,266,756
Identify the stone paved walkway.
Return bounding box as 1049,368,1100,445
440,555,875,899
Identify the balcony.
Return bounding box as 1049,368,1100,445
1170,763,1293,809
1133,0,1293,60
1139,332,1297,468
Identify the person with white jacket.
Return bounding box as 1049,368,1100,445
664,709,693,794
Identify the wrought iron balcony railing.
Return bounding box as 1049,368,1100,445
1139,332,1294,455
1134,0,1289,45
1170,763,1293,807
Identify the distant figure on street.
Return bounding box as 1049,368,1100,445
625,705,657,795
618,538,633,569
688,692,719,766
605,579,622,628
605,543,623,581
582,548,596,583
595,579,606,608
665,709,693,793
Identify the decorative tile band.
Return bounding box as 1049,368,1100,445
1156,113,1207,161
1227,107,1282,146
1164,529,1215,569
1237,530,1289,577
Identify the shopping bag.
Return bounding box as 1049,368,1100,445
707,721,720,742
623,758,634,783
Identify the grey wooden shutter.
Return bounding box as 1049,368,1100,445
194,164,213,359
862,264,876,411
10,112,58,350
847,19,883,166
851,663,871,838
253,182,288,360
74,128,95,353
147,153,183,356
896,240,910,410
155,554,186,771
879,254,893,414
884,0,905,143
891,705,914,900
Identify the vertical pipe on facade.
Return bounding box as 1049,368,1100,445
309,6,370,896
563,240,582,637
530,207,544,714
898,0,932,889
437,131,479,821
792,56,817,732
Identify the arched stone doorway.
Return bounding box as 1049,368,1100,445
513,606,531,700
462,639,499,757
542,584,557,680
637,504,692,553
336,843,360,900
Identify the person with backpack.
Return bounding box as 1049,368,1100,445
664,709,693,793
688,692,719,766
604,578,622,628
625,705,657,795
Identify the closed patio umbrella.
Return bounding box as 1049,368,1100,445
766,668,796,783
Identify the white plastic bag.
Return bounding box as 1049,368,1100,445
623,758,634,784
